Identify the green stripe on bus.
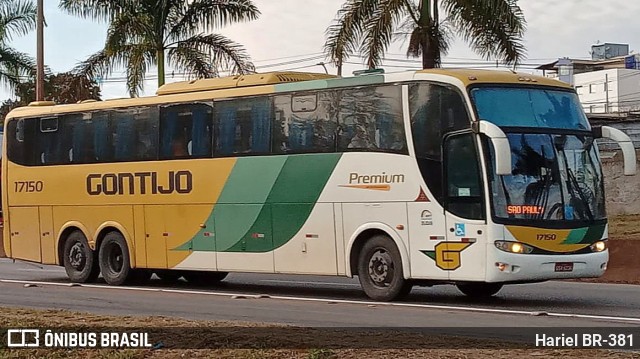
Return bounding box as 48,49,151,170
175,153,341,253
581,224,606,243
177,156,287,251
223,153,341,252
563,228,588,244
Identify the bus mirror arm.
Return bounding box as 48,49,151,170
597,126,637,176
474,120,512,176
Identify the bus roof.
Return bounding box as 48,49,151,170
417,68,572,89
4,69,572,120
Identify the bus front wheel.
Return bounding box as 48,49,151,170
456,283,503,298
98,232,132,286
63,231,100,283
357,235,410,301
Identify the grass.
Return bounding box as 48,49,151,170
0,307,637,358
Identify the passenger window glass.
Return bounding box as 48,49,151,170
65,113,95,164
38,116,69,165
216,97,272,155
7,118,37,166
337,86,406,153
112,107,158,162
444,133,484,220
273,92,337,153
160,103,213,159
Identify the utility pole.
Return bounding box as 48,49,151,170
36,0,44,101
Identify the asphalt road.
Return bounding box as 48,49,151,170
1,258,639,336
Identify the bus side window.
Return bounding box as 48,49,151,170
160,103,213,159
444,133,484,220
112,107,158,162
7,118,37,166
39,117,65,165
93,112,113,162
66,113,94,164
272,91,336,154
113,111,136,161
337,86,406,153
216,98,272,156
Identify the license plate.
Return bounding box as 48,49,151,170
555,262,574,272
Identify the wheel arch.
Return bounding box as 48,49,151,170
94,222,136,268
345,223,410,279
56,221,92,266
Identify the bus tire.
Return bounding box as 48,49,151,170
357,235,407,301
98,232,132,286
456,283,503,298
63,231,100,283
183,271,228,286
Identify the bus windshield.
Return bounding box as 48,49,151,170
485,133,606,222
470,86,590,130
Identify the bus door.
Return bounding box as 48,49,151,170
443,132,487,281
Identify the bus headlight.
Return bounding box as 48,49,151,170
495,241,534,254
590,241,607,253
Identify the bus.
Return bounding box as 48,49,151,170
2,69,636,301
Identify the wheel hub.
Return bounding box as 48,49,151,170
68,243,85,270
368,250,393,286
108,244,124,273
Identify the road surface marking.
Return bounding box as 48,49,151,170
2,278,640,324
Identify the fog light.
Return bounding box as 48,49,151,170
601,262,608,270
590,241,607,253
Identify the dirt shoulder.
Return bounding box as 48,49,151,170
0,307,636,359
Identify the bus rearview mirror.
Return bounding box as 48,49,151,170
475,121,512,176
597,126,637,176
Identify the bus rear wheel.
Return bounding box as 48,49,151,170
357,235,409,301
98,232,132,286
63,231,100,283
456,283,503,298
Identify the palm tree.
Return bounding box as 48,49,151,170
324,0,526,75
0,0,36,89
59,0,260,96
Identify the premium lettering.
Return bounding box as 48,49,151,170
87,171,192,195
348,172,405,185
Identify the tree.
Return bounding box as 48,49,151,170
59,0,260,97
0,72,101,123
0,0,37,89
324,0,526,75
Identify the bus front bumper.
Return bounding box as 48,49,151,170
486,249,608,283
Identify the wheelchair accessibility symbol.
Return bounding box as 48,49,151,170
454,223,465,237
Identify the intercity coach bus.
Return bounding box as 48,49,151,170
2,69,636,301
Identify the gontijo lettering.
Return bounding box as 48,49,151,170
86,171,193,195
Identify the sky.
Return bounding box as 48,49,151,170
4,0,640,100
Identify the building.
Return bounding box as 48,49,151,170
537,43,640,114
575,68,640,113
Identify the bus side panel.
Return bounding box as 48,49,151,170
52,205,134,258
273,203,337,275
9,206,41,262
133,205,146,268
38,206,56,264
144,205,167,269
342,202,409,272
215,204,275,273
